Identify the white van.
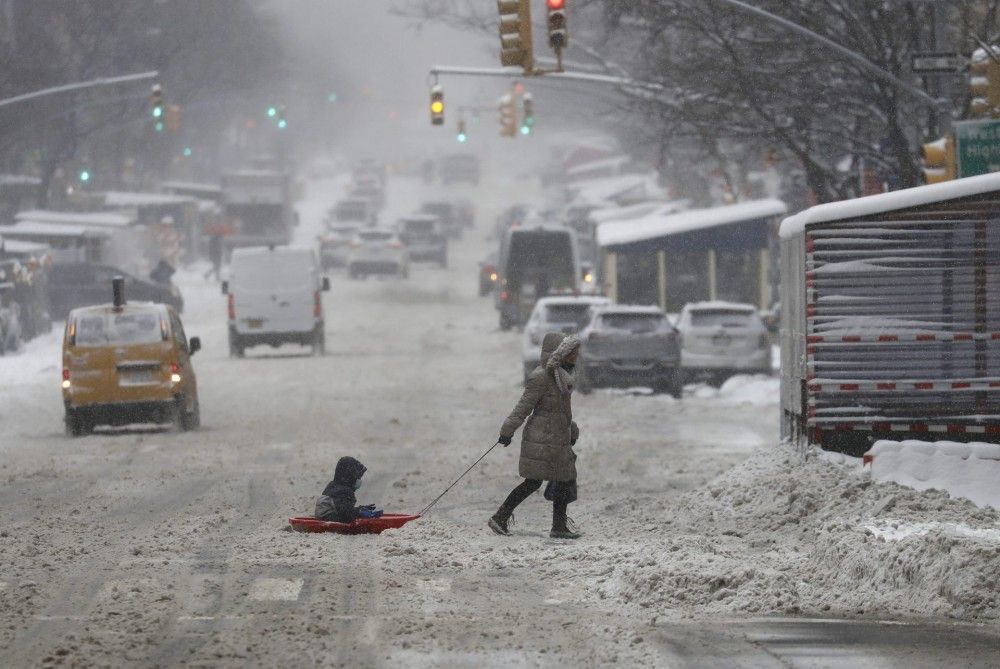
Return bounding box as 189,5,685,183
223,246,330,357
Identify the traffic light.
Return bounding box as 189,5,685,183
546,0,568,50
267,106,278,118
921,135,956,184
430,85,445,126
150,84,164,132
457,119,468,143
165,105,181,132
497,0,533,73
78,169,91,184
276,105,288,129
521,93,534,135
969,47,1000,118
499,94,518,138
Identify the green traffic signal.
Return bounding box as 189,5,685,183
152,106,163,118
277,119,287,129
267,106,277,118
457,132,467,143
327,93,337,103
79,170,91,183
155,121,165,132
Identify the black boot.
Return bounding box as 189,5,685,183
550,502,581,539
488,505,514,536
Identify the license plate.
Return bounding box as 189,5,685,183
246,319,264,329
120,369,156,385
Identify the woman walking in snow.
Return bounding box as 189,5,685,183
489,332,582,539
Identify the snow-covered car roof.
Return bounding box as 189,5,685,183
591,304,665,315
779,172,1000,239
0,221,109,238
536,296,611,307
682,300,758,313
597,198,787,248
399,214,439,223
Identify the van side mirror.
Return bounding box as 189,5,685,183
188,336,201,355
221,280,229,295
322,276,331,292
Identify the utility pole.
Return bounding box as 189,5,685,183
933,2,954,134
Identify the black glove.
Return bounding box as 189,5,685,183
498,434,512,446
571,436,578,446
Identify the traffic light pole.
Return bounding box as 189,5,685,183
0,71,159,111
430,65,660,91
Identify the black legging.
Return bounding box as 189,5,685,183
502,479,568,520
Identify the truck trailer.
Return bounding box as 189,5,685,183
779,173,1000,455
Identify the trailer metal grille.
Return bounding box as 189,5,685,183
805,216,1000,428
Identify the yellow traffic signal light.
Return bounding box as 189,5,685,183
430,85,444,126
921,135,955,184
165,105,181,132
499,94,518,138
969,47,1000,118
497,0,533,74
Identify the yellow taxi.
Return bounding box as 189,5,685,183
61,277,201,436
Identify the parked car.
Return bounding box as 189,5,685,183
224,246,330,357
479,251,499,297
0,284,22,354
318,224,359,269
61,278,201,436
48,263,183,320
420,201,462,239
577,305,683,397
440,153,480,185
327,198,376,228
522,296,610,381
347,229,409,279
398,215,447,267
676,301,771,384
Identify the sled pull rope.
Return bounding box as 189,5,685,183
418,441,500,517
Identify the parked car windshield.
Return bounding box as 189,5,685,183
74,311,163,346
690,310,757,328
546,304,593,329
600,313,665,334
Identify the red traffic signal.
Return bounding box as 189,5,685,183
547,0,567,50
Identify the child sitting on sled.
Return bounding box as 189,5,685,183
315,456,381,522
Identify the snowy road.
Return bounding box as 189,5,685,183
1,174,998,667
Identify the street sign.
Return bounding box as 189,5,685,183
911,52,967,74
955,119,1000,177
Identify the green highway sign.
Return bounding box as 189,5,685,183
955,119,1000,178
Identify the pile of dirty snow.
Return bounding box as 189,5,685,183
594,444,1000,622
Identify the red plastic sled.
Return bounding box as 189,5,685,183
288,514,420,535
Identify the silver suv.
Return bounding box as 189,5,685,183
676,301,771,385
577,305,682,397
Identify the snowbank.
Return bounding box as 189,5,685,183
868,440,1000,511
688,374,779,405
595,445,1000,622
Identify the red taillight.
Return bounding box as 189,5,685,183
388,241,403,249
500,290,509,302
227,293,235,320
62,368,70,381
170,362,180,374
314,291,322,318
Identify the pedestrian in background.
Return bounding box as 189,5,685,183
489,332,582,539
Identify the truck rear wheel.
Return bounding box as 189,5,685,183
180,395,200,431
